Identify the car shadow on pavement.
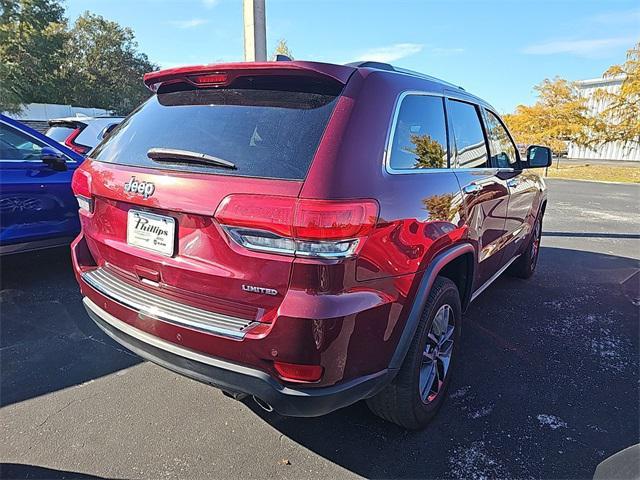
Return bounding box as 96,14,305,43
0,247,142,408
0,463,111,479
247,246,639,479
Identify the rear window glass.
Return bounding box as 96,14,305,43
46,125,75,143
91,89,339,180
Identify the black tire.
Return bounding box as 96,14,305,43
508,213,543,279
366,276,462,430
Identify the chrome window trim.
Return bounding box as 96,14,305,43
0,119,77,164
382,90,507,176
382,90,454,175
454,167,515,174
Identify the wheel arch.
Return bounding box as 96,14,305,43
540,199,547,217
387,242,475,371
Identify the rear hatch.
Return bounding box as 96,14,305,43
46,119,91,155
75,62,354,324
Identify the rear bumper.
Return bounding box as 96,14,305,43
84,297,393,417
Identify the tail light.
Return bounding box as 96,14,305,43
71,169,93,213
214,195,378,259
64,128,90,155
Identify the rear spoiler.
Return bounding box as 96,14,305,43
143,61,357,92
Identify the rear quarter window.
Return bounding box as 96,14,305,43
388,94,448,170
91,89,339,180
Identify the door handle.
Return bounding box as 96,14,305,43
463,184,483,194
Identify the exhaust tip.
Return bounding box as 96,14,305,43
252,395,274,413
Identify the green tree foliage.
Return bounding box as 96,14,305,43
0,0,69,113
0,2,157,114
271,38,293,60
60,12,158,114
406,133,447,168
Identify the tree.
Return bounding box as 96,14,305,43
406,134,447,168
423,193,455,221
60,12,158,114
590,42,640,146
271,38,293,60
0,0,69,112
503,77,591,154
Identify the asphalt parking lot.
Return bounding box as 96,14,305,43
1,179,638,479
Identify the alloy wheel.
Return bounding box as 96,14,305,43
531,218,542,268
419,304,455,404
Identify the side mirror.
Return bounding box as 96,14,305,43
41,147,68,171
524,145,552,168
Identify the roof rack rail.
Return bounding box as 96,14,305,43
345,61,395,71
392,66,464,90
346,62,467,91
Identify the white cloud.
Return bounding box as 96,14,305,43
168,18,209,29
355,43,423,63
202,0,219,8
523,37,635,57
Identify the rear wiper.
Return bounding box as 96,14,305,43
147,147,236,169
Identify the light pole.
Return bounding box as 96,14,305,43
243,0,267,62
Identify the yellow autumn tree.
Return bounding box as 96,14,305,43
503,78,591,154
590,42,640,146
271,39,293,60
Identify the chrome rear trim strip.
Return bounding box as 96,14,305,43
83,297,251,367
82,268,257,339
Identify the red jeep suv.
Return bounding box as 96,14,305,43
71,60,551,429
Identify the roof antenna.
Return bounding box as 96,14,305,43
275,54,292,62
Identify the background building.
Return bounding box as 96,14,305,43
567,77,640,162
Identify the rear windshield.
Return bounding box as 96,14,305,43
91,89,339,180
46,125,76,142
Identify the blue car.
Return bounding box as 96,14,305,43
0,114,85,255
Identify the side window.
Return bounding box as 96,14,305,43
484,110,518,168
0,123,45,161
389,95,448,170
447,100,488,168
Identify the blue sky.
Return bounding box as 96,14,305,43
64,0,639,112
